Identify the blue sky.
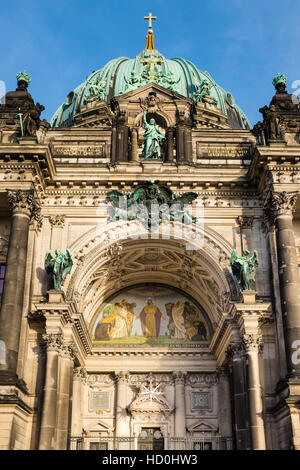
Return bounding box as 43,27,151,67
1,0,299,126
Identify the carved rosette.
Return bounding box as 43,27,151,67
186,373,218,386
265,191,298,220
243,334,263,353
7,189,41,221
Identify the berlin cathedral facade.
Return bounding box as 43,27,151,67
0,15,300,451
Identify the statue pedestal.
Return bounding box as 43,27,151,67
241,291,256,304
47,290,65,303
17,136,37,144
141,160,164,173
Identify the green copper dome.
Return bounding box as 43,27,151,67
50,48,250,130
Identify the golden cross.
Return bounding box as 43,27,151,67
144,12,157,29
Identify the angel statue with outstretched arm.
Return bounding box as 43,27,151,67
45,248,73,291
230,249,259,291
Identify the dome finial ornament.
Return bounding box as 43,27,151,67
144,12,157,50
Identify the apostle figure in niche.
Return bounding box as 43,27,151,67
137,298,166,338
142,110,165,160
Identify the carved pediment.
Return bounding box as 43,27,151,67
187,419,218,433
116,82,192,103
83,419,115,434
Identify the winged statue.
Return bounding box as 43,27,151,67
230,249,259,291
105,182,198,231
45,248,73,291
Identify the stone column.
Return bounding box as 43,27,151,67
111,125,117,163
166,127,174,163
56,342,75,450
268,192,300,376
71,367,85,437
263,216,287,378
130,128,139,162
115,371,129,437
217,367,232,439
173,371,186,438
39,334,61,450
184,128,192,162
176,124,185,163
226,341,251,450
0,190,40,383
243,334,266,450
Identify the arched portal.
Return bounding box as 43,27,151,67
66,222,234,449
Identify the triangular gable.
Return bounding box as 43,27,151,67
83,419,115,434
115,81,191,102
187,420,218,433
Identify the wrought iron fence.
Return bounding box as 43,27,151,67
68,434,233,451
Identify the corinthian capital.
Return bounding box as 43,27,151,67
49,215,66,228
41,333,63,353
243,334,263,353
173,371,186,385
226,341,245,361
7,189,41,221
266,191,298,219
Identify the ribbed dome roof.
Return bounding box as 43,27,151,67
50,47,250,130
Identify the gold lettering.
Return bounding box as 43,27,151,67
54,145,105,156
198,145,249,158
